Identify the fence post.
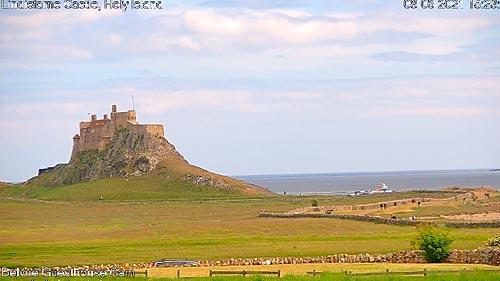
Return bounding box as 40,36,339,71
386,269,390,274
243,270,247,277
209,270,213,277
177,269,181,279
146,269,149,278
423,269,427,276
278,270,281,278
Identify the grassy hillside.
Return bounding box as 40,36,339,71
0,181,15,197
4,157,272,202
3,129,273,201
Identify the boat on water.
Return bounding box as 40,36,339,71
370,183,393,194
347,183,394,196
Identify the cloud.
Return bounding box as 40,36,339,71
110,89,299,114
0,10,120,27
347,30,433,46
0,102,90,119
1,6,499,68
385,106,494,118
31,75,500,118
197,0,387,12
372,51,471,62
460,37,500,62
372,36,500,63
0,10,121,63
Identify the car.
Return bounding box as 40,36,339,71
347,190,369,196
150,259,200,267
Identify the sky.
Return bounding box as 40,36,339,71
1,1,499,182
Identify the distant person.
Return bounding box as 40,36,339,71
417,201,421,208
485,193,490,199
380,203,383,210
99,196,103,201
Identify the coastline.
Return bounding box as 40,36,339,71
235,169,500,195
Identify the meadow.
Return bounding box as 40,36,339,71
0,192,498,267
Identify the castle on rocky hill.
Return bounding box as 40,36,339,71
70,105,164,162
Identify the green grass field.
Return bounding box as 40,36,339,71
1,194,498,267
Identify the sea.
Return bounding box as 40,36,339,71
234,169,500,195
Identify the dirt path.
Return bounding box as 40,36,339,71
286,188,499,222
441,212,500,221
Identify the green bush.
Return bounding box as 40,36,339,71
484,234,500,247
311,199,318,207
413,224,454,263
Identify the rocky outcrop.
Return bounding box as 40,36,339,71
27,128,272,196
48,129,186,185
182,175,230,190
38,164,68,176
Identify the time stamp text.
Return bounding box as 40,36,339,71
403,0,500,9
1,0,498,12
1,0,162,11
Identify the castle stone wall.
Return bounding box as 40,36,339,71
136,124,164,137
70,105,164,162
112,110,137,130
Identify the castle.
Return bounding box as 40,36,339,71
70,105,164,162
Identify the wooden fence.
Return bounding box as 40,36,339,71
306,268,500,277
134,270,149,278
209,269,281,277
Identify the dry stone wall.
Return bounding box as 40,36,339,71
14,247,499,271
197,248,500,267
259,212,500,228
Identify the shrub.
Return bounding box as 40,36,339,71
485,234,500,247
412,224,454,263
311,199,319,207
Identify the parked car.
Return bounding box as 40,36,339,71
347,190,369,196
151,259,200,267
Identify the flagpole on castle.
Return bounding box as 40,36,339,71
132,94,135,111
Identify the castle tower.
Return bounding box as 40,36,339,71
70,134,81,162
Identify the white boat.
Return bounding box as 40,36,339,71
370,183,393,194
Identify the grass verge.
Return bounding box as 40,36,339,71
1,269,500,280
